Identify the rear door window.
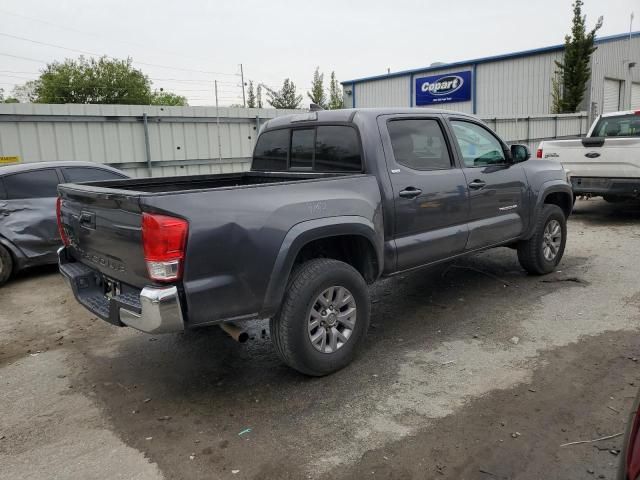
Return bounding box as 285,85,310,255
62,167,127,182
387,119,452,170
253,129,290,170
315,126,362,172
4,169,60,199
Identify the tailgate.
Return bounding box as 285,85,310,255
542,138,640,178
58,185,150,288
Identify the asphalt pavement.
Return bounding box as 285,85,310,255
1,198,639,480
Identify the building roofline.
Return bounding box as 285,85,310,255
342,31,640,86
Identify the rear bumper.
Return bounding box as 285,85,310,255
570,177,640,197
58,247,184,334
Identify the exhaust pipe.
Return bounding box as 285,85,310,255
219,322,249,343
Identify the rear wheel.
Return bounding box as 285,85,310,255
270,258,370,376
517,205,566,275
0,245,13,286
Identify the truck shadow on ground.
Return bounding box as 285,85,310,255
75,245,590,416
572,198,640,226
10,263,59,283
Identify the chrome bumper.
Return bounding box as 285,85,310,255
119,286,184,334
58,247,184,334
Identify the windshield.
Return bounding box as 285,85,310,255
592,114,640,137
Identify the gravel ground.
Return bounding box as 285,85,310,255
1,198,639,480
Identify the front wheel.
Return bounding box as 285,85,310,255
517,204,567,275
270,258,370,376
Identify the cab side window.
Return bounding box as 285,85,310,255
450,121,506,167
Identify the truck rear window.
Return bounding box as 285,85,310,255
253,128,289,170
253,126,362,172
592,114,640,137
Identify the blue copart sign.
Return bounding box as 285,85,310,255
415,71,472,105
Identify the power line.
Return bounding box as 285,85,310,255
0,52,50,63
0,71,240,87
0,7,221,65
0,31,240,76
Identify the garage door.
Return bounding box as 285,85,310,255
603,78,622,113
632,82,640,110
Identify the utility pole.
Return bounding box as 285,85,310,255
626,12,635,109
240,63,246,108
215,80,222,162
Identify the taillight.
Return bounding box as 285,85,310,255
56,197,70,247
141,213,188,282
536,148,543,159
627,405,640,480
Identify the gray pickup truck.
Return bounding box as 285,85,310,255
57,108,573,376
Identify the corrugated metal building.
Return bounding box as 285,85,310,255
0,104,300,177
342,31,640,118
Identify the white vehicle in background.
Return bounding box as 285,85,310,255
537,110,640,203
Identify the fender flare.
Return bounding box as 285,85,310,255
261,216,383,317
524,181,573,239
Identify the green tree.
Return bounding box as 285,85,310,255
307,67,327,108
247,80,256,108
552,0,603,113
328,71,344,110
256,84,263,108
150,89,188,106
266,78,303,109
13,56,186,105
35,56,151,104
0,88,18,103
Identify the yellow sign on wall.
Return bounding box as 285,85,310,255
0,156,20,165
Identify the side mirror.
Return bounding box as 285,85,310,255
510,144,531,163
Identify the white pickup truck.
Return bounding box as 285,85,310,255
537,110,640,202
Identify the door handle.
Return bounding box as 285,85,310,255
468,180,486,190
399,187,422,199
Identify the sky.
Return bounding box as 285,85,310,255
0,0,636,107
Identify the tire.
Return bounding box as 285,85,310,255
270,258,370,376
0,244,13,286
517,204,567,275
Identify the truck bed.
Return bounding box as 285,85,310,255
80,171,342,194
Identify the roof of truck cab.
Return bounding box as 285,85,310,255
600,110,640,117
0,161,125,176
263,107,476,129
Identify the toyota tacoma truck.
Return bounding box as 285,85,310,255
537,110,640,202
57,108,572,376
